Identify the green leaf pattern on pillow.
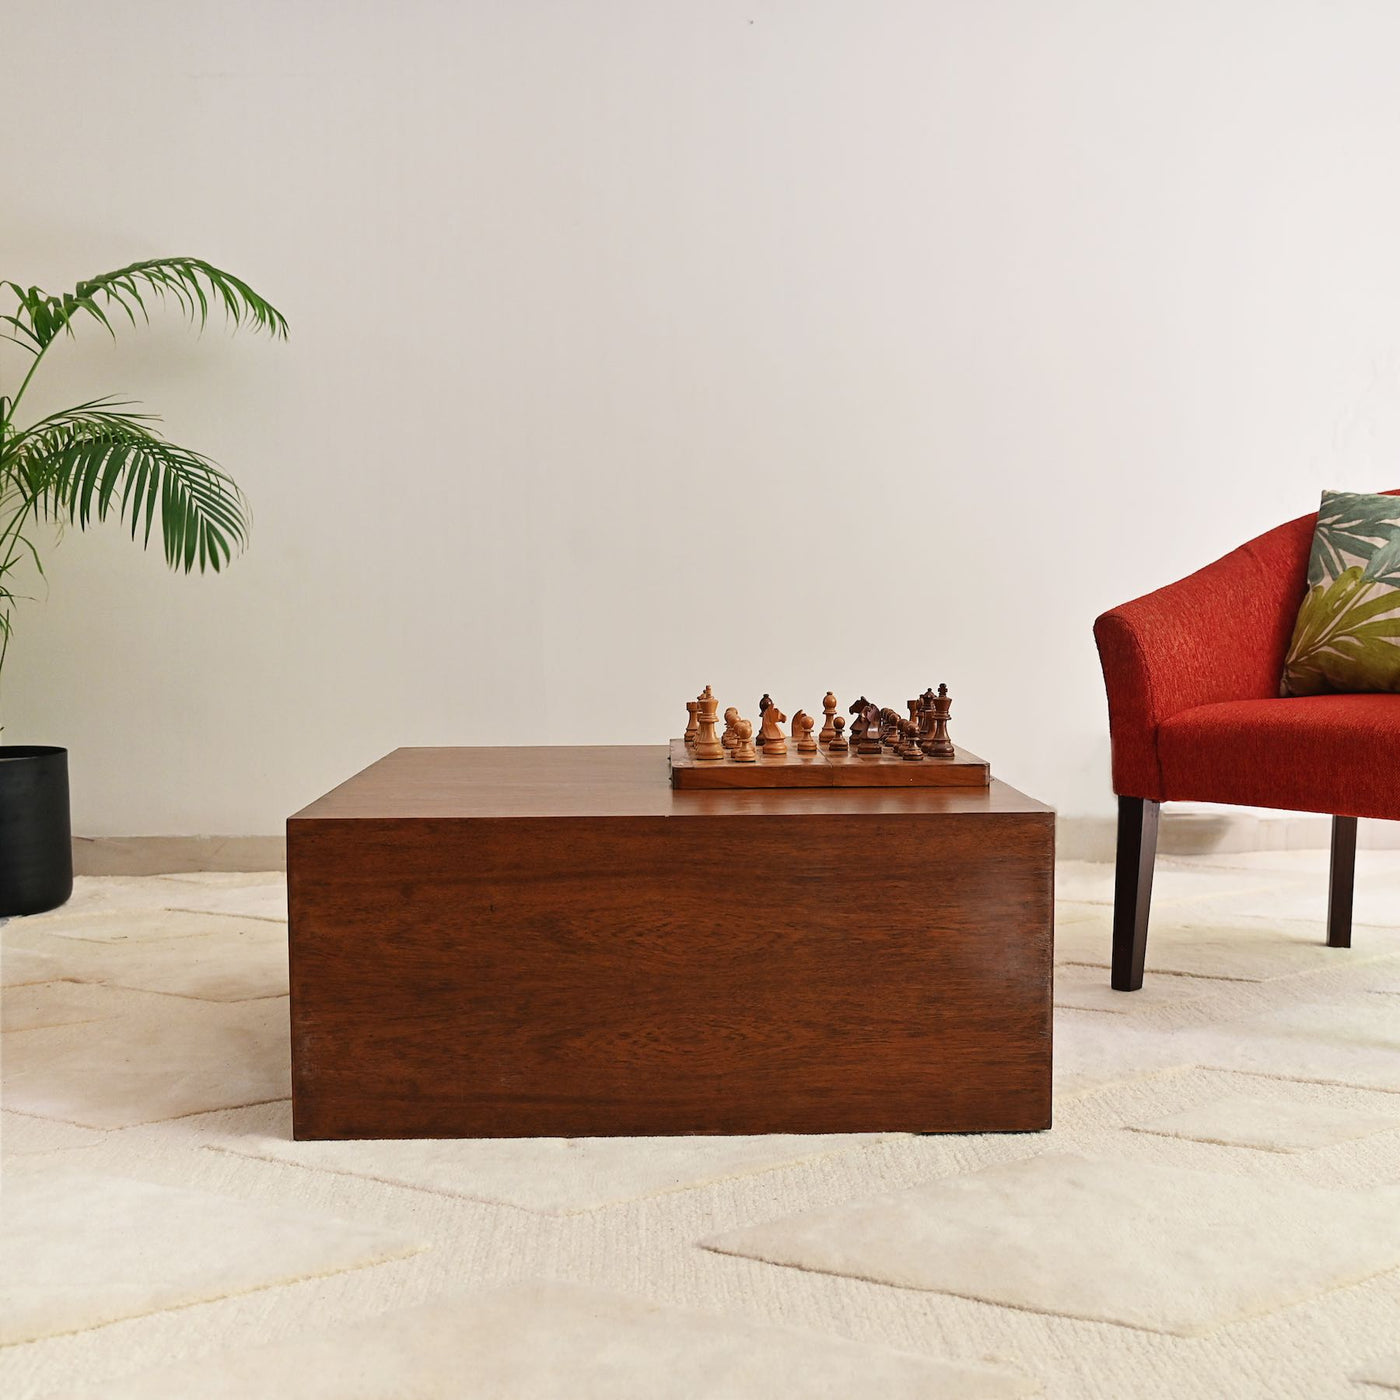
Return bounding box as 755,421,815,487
1281,491,1400,696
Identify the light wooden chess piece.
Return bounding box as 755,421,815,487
731,716,757,762
694,685,725,760
722,706,740,750
794,711,818,753
819,692,838,746
760,704,788,756
684,700,699,748
828,715,848,752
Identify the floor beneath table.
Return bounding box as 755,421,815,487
2,855,1400,1399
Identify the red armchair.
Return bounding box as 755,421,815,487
1094,494,1400,990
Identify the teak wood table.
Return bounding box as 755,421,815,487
287,746,1054,1140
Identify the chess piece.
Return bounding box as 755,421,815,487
819,692,838,745
919,688,937,740
794,711,818,753
857,702,883,755
684,700,699,748
922,683,955,758
908,698,921,728
900,720,925,760
722,706,740,750
828,715,848,752
731,716,757,762
694,685,725,760
880,709,903,748
755,693,774,748
760,704,788,756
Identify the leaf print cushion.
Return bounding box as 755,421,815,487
1280,490,1400,696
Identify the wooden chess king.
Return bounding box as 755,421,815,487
671,684,989,789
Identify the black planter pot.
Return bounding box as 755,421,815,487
0,746,74,916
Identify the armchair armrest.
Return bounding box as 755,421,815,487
1093,512,1315,799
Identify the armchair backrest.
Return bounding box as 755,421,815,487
1095,508,1318,798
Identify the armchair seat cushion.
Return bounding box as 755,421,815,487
1157,694,1400,820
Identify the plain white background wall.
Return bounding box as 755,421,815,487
4,0,1400,836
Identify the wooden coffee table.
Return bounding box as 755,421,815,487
287,746,1053,1139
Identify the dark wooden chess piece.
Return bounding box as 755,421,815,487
828,715,848,753
755,694,773,748
900,719,925,760
922,683,955,758
857,702,883,756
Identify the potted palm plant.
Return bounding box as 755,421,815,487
0,258,286,915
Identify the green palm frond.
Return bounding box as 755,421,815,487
13,405,249,573
1,256,288,353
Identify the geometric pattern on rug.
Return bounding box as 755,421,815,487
208,1112,898,1215
701,1152,1400,1335
1179,999,1400,1094
1359,963,1400,996
1,982,122,1034
1128,1091,1400,1153
1054,903,1400,981
15,874,288,927
3,920,287,1002
0,1169,421,1347
6,867,1400,1400
0,992,290,1128
0,943,66,988
1352,1351,1400,1391
34,1279,1038,1398
157,872,289,923
1052,963,1214,1014
0,1111,105,1157
29,909,276,945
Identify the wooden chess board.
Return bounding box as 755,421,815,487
669,738,990,789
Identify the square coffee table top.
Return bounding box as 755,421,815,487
290,746,1052,823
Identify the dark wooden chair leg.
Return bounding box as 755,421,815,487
1111,797,1160,991
1328,815,1357,949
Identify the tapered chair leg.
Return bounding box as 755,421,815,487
1111,797,1160,991
1328,815,1357,949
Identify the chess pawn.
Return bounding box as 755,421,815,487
694,685,725,760
900,720,925,760
684,700,699,748
880,709,902,748
794,711,818,753
828,715,848,753
818,692,838,746
922,683,955,758
731,716,757,762
755,693,773,748
721,706,740,750
760,704,788,756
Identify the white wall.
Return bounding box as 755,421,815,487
4,0,1400,836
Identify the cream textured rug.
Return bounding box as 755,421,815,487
2,857,1399,1398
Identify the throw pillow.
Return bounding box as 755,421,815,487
1280,490,1400,696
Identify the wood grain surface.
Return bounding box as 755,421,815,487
288,746,1054,1139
